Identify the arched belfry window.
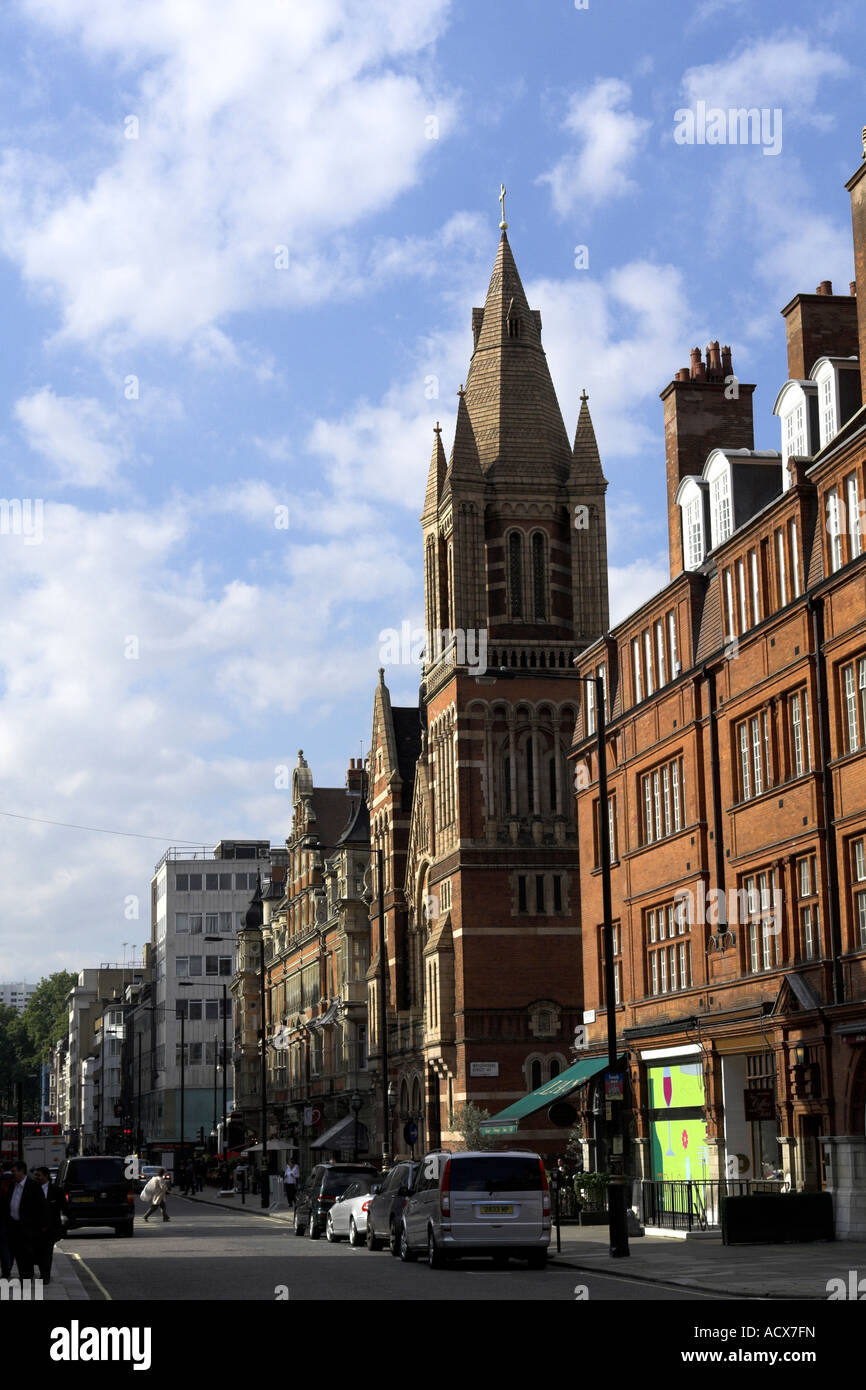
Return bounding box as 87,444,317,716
509,532,524,619
532,532,546,621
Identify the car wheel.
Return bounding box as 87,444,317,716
427,1228,448,1269
349,1218,362,1248
116,1221,135,1238
526,1251,547,1269
326,1213,338,1242
366,1221,382,1252
399,1223,417,1263
307,1213,320,1240
293,1211,305,1237
388,1220,400,1258
491,1252,509,1267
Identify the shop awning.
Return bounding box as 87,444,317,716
310,1115,369,1152
479,1055,617,1135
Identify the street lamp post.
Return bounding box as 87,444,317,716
580,671,629,1260
371,846,392,1167
238,878,269,1209
350,1087,362,1162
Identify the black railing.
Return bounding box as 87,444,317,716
641,1178,788,1231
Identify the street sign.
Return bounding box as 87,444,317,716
604,1073,624,1101
479,1121,519,1136
470,1061,499,1077
403,1121,418,1146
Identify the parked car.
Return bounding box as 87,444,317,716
366,1160,418,1255
325,1176,379,1246
400,1150,550,1268
293,1162,379,1240
55,1155,136,1237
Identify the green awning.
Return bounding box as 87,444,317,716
479,1055,614,1133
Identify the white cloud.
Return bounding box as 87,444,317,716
0,0,455,355
609,557,672,627
681,34,849,129
14,388,128,487
538,79,651,216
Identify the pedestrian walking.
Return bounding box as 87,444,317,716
0,1162,14,1278
283,1158,299,1208
2,1161,47,1279
33,1166,64,1285
195,1157,205,1192
141,1169,170,1223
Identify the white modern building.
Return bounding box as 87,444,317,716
143,840,271,1149
0,981,37,1012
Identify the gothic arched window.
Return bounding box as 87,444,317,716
530,1059,542,1090
532,532,547,621
526,737,535,814
509,532,524,619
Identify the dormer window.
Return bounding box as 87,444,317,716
710,467,732,546
677,475,708,571
773,380,818,487
812,358,863,452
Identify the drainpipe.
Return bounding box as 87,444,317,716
702,665,726,900
807,594,844,1006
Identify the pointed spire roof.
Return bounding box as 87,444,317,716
571,390,607,486
421,422,447,521
462,231,573,480
444,386,483,491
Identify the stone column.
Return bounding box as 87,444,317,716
821,1136,866,1239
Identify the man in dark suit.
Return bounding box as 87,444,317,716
34,1166,63,1284
0,1163,14,1277
3,1161,47,1280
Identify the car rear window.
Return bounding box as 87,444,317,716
449,1157,543,1193
322,1169,376,1196
66,1159,127,1189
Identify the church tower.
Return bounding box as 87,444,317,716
379,198,611,1155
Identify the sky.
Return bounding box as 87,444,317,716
0,0,863,979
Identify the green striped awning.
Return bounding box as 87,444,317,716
479,1055,613,1133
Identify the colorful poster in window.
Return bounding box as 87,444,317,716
647,1062,708,1181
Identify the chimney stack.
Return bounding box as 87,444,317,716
781,284,859,382
661,346,755,578
346,758,367,796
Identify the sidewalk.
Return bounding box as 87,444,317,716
550,1223,866,1300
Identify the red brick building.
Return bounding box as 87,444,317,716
365,226,609,1158
570,143,866,1237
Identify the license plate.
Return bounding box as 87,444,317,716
479,1203,513,1216
75,1195,95,1203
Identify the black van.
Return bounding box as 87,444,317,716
55,1156,136,1237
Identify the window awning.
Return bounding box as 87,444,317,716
479,1055,616,1135
310,1115,369,1152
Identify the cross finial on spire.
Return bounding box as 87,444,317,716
580,389,588,403
499,182,508,231
457,383,465,396
433,421,441,435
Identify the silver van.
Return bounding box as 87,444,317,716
399,1149,550,1267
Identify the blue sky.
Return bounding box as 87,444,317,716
0,0,862,978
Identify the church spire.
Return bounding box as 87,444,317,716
421,421,447,521
572,389,607,485
462,230,573,480
445,386,482,488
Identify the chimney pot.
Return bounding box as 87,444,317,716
816,280,833,296
851,281,857,297
676,368,690,382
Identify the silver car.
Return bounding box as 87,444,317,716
400,1149,550,1268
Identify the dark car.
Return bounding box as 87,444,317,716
55,1156,136,1237
365,1160,419,1255
292,1162,379,1240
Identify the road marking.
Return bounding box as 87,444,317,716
65,1250,112,1301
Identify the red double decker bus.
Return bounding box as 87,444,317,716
1,1121,65,1168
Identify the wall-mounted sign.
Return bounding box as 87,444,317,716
582,1010,596,1025
470,1062,499,1077
743,1088,775,1121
